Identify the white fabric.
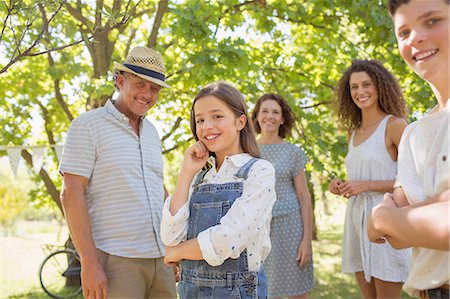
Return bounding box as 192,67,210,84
6,148,21,176
397,104,450,297
343,115,411,282
32,147,46,173
160,153,276,272
59,100,165,258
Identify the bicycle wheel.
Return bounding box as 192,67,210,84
39,249,82,298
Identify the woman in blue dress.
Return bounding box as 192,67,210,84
252,93,314,299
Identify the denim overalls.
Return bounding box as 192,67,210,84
178,158,268,299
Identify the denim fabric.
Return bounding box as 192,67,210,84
427,286,450,299
179,158,268,298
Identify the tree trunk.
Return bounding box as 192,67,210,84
21,149,62,213
308,181,318,241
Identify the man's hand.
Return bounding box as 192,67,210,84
80,259,108,299
368,193,397,244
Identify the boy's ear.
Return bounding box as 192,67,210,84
237,114,247,131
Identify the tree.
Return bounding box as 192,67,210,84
0,0,433,228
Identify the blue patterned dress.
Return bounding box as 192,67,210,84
259,142,314,297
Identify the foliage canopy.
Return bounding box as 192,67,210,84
0,0,433,211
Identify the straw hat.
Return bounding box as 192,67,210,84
113,46,170,88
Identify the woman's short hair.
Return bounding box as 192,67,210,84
251,93,296,139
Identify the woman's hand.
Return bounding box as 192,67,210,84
296,239,312,268
328,178,342,195
181,141,209,174
337,180,367,198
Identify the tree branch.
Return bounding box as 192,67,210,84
0,1,65,74
0,1,16,43
95,0,103,26
300,101,331,109
268,68,280,94
272,14,328,30
21,149,62,213
64,2,90,26
26,38,92,57
125,28,137,56
162,137,194,154
147,0,168,48
161,117,182,142
34,99,58,158
38,3,74,122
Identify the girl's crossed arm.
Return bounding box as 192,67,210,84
160,142,209,246
164,160,276,267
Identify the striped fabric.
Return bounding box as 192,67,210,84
59,100,165,258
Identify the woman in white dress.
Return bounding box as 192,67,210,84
328,59,411,299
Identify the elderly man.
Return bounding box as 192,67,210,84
59,46,176,299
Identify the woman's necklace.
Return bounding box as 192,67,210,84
358,116,384,133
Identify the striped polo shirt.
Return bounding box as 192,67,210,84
59,100,165,258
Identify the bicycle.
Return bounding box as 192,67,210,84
39,245,82,298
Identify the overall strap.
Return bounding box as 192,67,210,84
192,164,211,187
234,158,259,180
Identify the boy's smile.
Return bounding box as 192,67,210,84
394,0,449,87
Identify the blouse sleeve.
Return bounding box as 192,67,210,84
160,193,192,246
197,160,276,267
291,145,308,177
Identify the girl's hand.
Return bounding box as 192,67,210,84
181,141,209,174
296,239,312,268
328,178,342,195
172,262,180,282
338,180,367,198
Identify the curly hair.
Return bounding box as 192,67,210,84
388,0,449,16
251,93,296,138
334,59,407,131
190,81,261,158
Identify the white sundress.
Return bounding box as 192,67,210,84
342,114,411,283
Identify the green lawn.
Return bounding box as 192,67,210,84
2,202,414,299
310,223,413,299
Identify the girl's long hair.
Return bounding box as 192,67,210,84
190,81,261,158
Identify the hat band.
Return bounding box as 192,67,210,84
124,64,165,82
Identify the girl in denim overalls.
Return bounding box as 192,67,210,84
161,81,276,298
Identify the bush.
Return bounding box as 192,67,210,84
0,176,28,235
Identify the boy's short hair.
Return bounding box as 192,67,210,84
388,0,410,16
389,0,450,16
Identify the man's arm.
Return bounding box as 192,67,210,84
62,173,108,299
369,189,449,250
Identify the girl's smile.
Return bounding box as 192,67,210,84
194,95,245,165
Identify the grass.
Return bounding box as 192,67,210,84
1,200,414,299
310,223,361,299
